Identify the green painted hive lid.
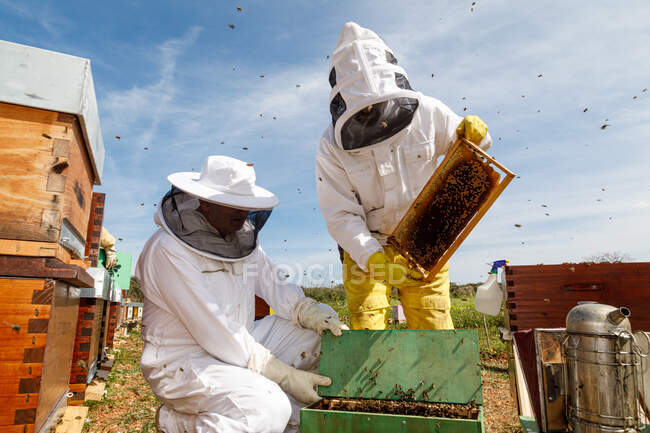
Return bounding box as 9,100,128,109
318,329,482,405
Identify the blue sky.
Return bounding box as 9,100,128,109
2,1,649,284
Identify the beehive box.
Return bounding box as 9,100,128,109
301,330,484,433
504,262,650,332
0,259,90,433
0,40,105,260
68,268,111,405
84,192,106,267
104,288,122,350
388,138,514,280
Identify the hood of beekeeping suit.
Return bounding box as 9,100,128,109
327,22,420,151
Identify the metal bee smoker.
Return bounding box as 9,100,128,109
563,302,650,433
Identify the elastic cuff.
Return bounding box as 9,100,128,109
247,344,272,374
355,246,384,273
479,132,492,151
292,297,317,326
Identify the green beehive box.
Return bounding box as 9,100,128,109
98,248,132,291
300,329,484,433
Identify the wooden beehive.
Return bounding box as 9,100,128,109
104,298,121,350
301,330,484,433
85,193,106,267
388,138,514,280
0,257,91,433
504,262,650,332
0,40,105,261
68,267,111,405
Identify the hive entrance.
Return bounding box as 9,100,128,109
314,398,481,419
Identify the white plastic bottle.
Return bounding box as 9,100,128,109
474,272,503,316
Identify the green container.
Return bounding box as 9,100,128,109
98,248,132,291
301,329,484,433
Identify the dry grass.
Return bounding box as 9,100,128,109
82,330,159,433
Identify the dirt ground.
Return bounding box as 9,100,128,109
84,330,522,433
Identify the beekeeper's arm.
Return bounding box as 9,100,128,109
430,97,492,156
100,227,118,269
315,137,382,272
253,247,345,336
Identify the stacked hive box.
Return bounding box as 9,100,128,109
0,40,105,432
68,268,110,405
105,287,123,349
66,192,112,405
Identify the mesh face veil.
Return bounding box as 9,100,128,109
160,187,272,260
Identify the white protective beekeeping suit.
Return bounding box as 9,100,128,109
137,156,343,433
316,22,492,271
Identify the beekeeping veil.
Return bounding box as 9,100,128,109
328,22,420,151
157,156,279,261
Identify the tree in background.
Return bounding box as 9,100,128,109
583,251,633,263
129,276,144,302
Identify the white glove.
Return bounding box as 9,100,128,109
105,249,118,269
294,298,347,336
261,356,331,404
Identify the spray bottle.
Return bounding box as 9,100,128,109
474,259,508,316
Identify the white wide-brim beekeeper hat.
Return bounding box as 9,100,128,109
167,155,279,210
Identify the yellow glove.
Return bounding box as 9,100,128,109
456,115,488,145
367,251,423,286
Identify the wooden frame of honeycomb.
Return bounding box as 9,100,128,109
388,138,515,281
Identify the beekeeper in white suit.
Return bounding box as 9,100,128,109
136,155,346,433
316,22,492,330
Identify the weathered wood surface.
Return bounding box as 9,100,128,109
0,239,72,264
0,255,93,287
54,405,88,433
505,262,650,331
35,280,79,432
84,379,105,401
0,102,94,256
0,278,79,432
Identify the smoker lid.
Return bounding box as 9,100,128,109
565,302,632,335
317,329,483,404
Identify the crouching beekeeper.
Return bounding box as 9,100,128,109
316,22,492,330
136,155,346,433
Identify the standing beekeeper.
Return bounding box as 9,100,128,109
316,22,492,330
136,155,346,433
